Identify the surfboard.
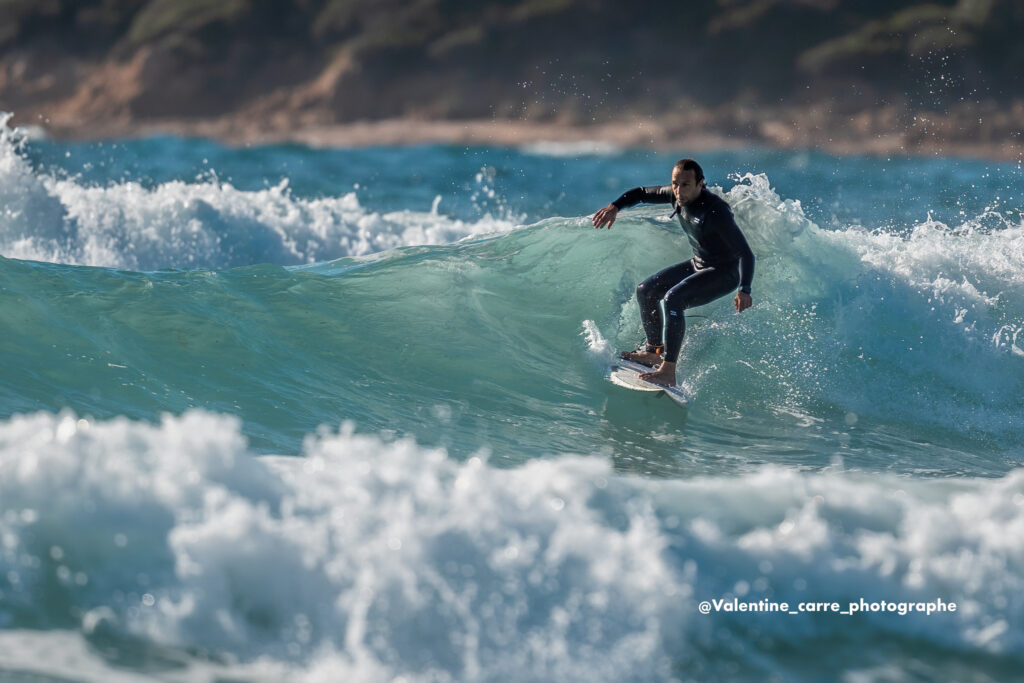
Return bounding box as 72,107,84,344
608,358,691,405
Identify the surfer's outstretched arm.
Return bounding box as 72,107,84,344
592,185,674,229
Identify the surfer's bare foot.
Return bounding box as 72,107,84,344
620,350,662,367
640,362,677,387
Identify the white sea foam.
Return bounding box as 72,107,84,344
691,173,1024,435
721,173,1024,344
1,411,1023,680
0,121,515,271
580,319,612,361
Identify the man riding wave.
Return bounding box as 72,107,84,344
593,158,755,387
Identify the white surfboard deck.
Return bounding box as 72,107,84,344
608,358,691,405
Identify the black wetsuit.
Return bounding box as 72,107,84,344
612,185,755,363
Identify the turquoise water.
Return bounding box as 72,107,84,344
1,120,1023,681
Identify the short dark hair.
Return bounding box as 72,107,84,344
673,158,704,182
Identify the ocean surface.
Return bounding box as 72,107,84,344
1,115,1022,682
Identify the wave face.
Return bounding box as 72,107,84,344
2,169,1020,468
2,123,1024,679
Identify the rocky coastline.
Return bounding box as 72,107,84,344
4,0,1023,160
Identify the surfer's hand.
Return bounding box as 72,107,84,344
734,291,752,312
592,204,618,229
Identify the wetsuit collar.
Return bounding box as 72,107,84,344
670,187,708,218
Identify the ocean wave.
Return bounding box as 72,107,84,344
1,174,1022,459
710,174,1024,437
1,411,1022,681
0,120,515,270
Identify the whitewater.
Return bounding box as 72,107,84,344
1,117,1022,681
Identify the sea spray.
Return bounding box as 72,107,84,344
1,411,1024,680
2,132,1024,680
0,122,517,270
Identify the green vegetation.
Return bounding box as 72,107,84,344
126,0,253,46
798,0,993,73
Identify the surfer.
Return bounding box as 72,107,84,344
592,159,754,387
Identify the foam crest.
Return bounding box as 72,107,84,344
849,218,1024,321
722,172,817,246
2,412,1024,679
668,174,1024,439
0,130,514,270
0,412,681,680
0,115,71,260
722,173,1023,346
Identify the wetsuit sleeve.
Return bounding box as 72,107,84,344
710,206,755,292
611,185,674,210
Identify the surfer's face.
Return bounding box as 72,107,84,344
671,168,703,205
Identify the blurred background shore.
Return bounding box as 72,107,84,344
3,0,1023,158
